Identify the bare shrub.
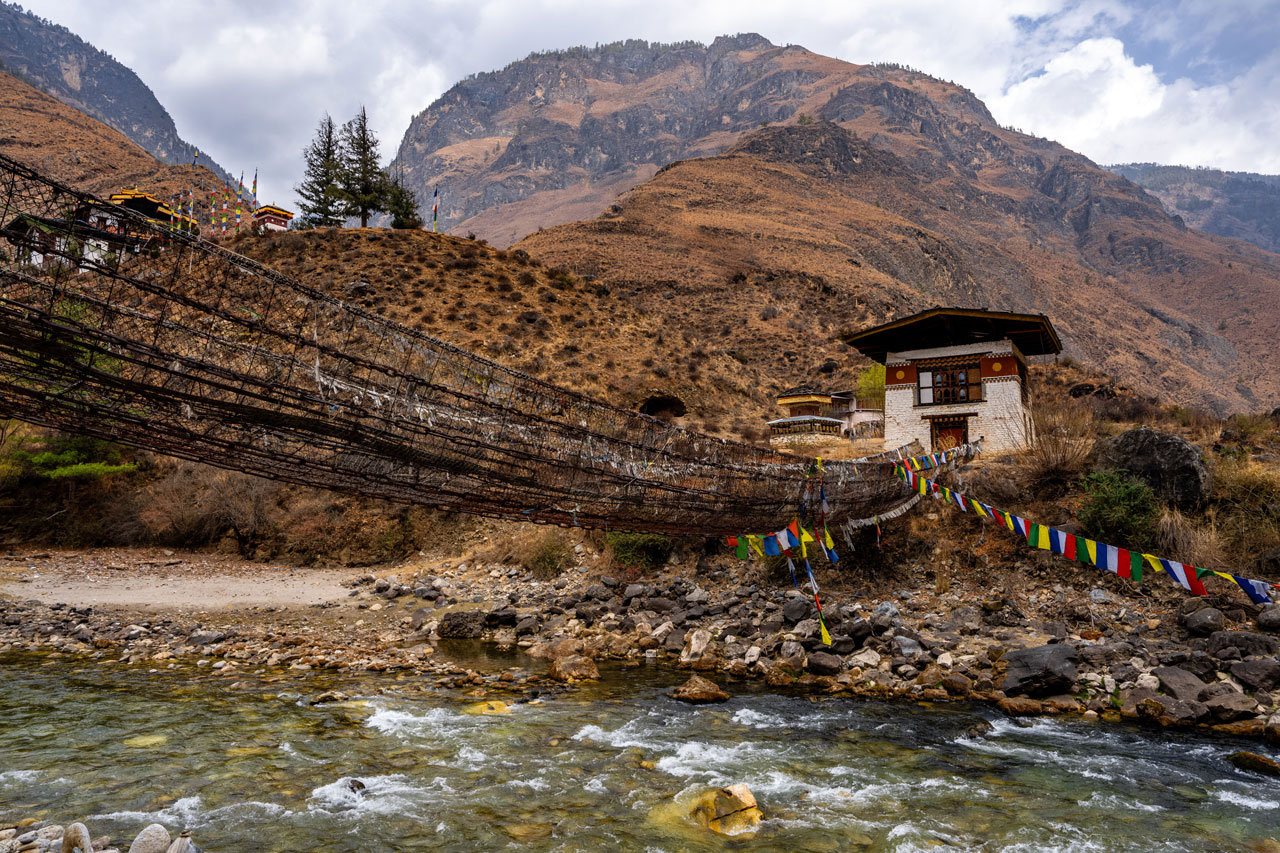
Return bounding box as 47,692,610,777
1020,400,1095,492
140,462,278,551
1153,508,1225,569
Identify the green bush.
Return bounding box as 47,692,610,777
605,532,675,571
1077,470,1159,550
522,531,574,580
45,461,136,480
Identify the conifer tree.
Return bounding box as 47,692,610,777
384,168,423,229
338,106,386,227
294,114,345,228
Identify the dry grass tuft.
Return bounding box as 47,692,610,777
1153,508,1225,570
1019,400,1095,493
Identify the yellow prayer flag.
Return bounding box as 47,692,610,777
1144,554,1163,575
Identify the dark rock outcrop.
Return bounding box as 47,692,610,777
437,610,485,639
1000,644,1077,697
1095,427,1211,510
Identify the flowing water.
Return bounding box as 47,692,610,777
1,646,1278,852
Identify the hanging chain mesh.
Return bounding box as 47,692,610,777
0,153,917,535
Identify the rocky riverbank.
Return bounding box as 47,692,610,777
3,547,1280,747
0,819,199,853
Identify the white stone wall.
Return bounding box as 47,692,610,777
968,378,1029,453
882,338,1032,454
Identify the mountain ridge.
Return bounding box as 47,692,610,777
0,2,230,182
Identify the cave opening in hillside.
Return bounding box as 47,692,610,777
638,393,687,420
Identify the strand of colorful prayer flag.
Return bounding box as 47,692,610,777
893,464,1277,605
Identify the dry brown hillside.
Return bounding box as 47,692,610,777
0,70,226,206
232,227,812,438
517,124,1280,416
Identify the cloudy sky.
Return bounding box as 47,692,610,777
24,0,1280,206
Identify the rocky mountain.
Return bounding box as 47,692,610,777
391,33,944,245
1110,163,1280,255
516,121,1280,415
0,70,229,223
0,2,229,180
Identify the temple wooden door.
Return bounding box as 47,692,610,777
931,417,968,451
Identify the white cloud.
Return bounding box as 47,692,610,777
14,0,1280,207
989,36,1280,171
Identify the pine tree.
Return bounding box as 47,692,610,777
384,168,423,229
294,114,345,228
338,106,386,227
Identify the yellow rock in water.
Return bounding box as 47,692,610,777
122,734,168,748
226,746,269,756
687,783,764,836
463,700,511,716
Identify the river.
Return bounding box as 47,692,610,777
1,646,1278,851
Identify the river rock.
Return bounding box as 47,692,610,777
687,784,763,836
1207,631,1278,658
1152,666,1207,703
1267,714,1280,746
850,648,881,669
1204,692,1258,722
1228,751,1280,777
1096,426,1210,510
437,610,485,639
670,675,730,704
679,629,712,664
61,824,92,853
1001,644,1077,697
782,598,810,625
549,654,598,682
127,825,170,853
1259,606,1280,634
187,629,225,646
165,831,200,853
1183,608,1225,637
1230,658,1280,692
806,651,844,676
1137,695,1208,728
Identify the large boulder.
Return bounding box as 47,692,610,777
1183,608,1225,637
670,675,730,704
1230,658,1280,692
437,610,485,639
806,651,845,676
679,629,713,665
1228,751,1280,777
1001,644,1078,697
1207,631,1279,658
61,823,92,853
1137,695,1209,727
1258,605,1280,634
549,654,599,682
127,825,171,853
1204,692,1258,722
1152,666,1208,703
1095,426,1211,510
687,784,763,836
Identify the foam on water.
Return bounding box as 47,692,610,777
653,740,770,779
0,769,40,786
1211,788,1280,810
92,795,206,825
308,774,438,819
573,720,664,751
364,705,464,739
1076,790,1163,812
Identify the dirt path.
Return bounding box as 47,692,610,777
0,548,369,611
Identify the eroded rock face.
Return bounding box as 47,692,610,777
1000,644,1077,697
1095,426,1211,510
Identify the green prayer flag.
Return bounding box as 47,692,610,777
736,538,749,560
1129,550,1144,582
